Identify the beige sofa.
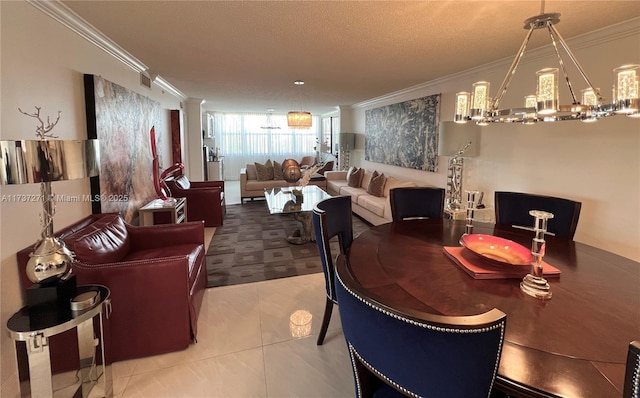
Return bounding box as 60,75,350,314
325,169,417,225
240,164,327,203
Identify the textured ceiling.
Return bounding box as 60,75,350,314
62,1,640,115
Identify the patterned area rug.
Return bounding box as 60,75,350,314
206,200,370,287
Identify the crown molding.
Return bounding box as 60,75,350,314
27,0,187,100
354,17,640,110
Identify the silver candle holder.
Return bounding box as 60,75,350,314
464,190,481,235
520,210,554,300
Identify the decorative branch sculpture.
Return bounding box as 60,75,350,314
298,165,320,187
18,106,61,139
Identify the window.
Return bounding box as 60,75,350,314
213,112,319,180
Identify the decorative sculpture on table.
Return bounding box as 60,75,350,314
1,107,100,306
298,165,319,187
464,190,482,235
520,210,554,300
282,159,302,183
291,165,319,204
445,141,472,211
150,126,170,200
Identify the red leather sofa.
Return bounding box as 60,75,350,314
165,175,226,227
16,213,207,371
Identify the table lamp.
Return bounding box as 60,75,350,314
1,108,100,306
438,121,480,211
339,132,355,171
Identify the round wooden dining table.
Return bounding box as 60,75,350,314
346,219,640,398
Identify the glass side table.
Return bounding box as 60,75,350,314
6,285,112,398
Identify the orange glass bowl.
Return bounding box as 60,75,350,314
460,234,533,266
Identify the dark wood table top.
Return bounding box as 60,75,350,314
347,219,640,397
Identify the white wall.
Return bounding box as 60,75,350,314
349,19,640,262
0,2,183,393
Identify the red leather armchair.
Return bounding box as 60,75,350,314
165,174,226,227
16,213,207,371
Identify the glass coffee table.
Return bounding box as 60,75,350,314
264,185,332,244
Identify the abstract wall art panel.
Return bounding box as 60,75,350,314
84,74,161,223
365,94,440,172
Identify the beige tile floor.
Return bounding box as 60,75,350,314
106,273,354,397
3,275,354,398
108,187,355,398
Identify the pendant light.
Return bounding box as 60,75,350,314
287,80,312,128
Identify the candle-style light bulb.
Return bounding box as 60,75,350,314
536,68,558,116
614,64,639,115
470,82,490,121
454,92,471,123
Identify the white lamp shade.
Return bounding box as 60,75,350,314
437,122,480,157
1,139,100,185
339,133,355,150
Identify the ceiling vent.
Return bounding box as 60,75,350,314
140,71,152,89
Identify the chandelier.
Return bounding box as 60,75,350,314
287,80,312,128
261,109,281,129
454,5,639,125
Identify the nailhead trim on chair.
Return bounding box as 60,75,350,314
349,343,420,398
632,353,640,398
346,346,364,398
337,272,505,398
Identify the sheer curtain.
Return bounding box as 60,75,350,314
213,112,319,180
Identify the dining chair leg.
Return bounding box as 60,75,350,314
317,298,334,345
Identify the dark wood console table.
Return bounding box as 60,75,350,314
347,219,639,397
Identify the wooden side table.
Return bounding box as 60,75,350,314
139,197,187,226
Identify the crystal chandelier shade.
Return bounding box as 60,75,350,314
287,80,312,128
454,10,640,125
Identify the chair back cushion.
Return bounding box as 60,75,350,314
335,257,506,398
390,187,445,221
300,156,316,167
494,191,581,239
64,213,131,264
312,196,353,301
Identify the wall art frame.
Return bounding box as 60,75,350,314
84,74,161,224
365,94,440,172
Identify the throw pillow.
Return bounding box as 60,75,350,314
273,160,284,180
361,170,377,191
246,164,258,180
367,173,386,197
255,160,274,181
346,166,357,181
347,168,364,187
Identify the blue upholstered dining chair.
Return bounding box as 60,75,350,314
625,340,640,398
334,253,507,398
312,195,353,345
494,191,582,239
389,187,446,221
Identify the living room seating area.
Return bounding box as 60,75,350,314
325,167,420,225
240,158,328,203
